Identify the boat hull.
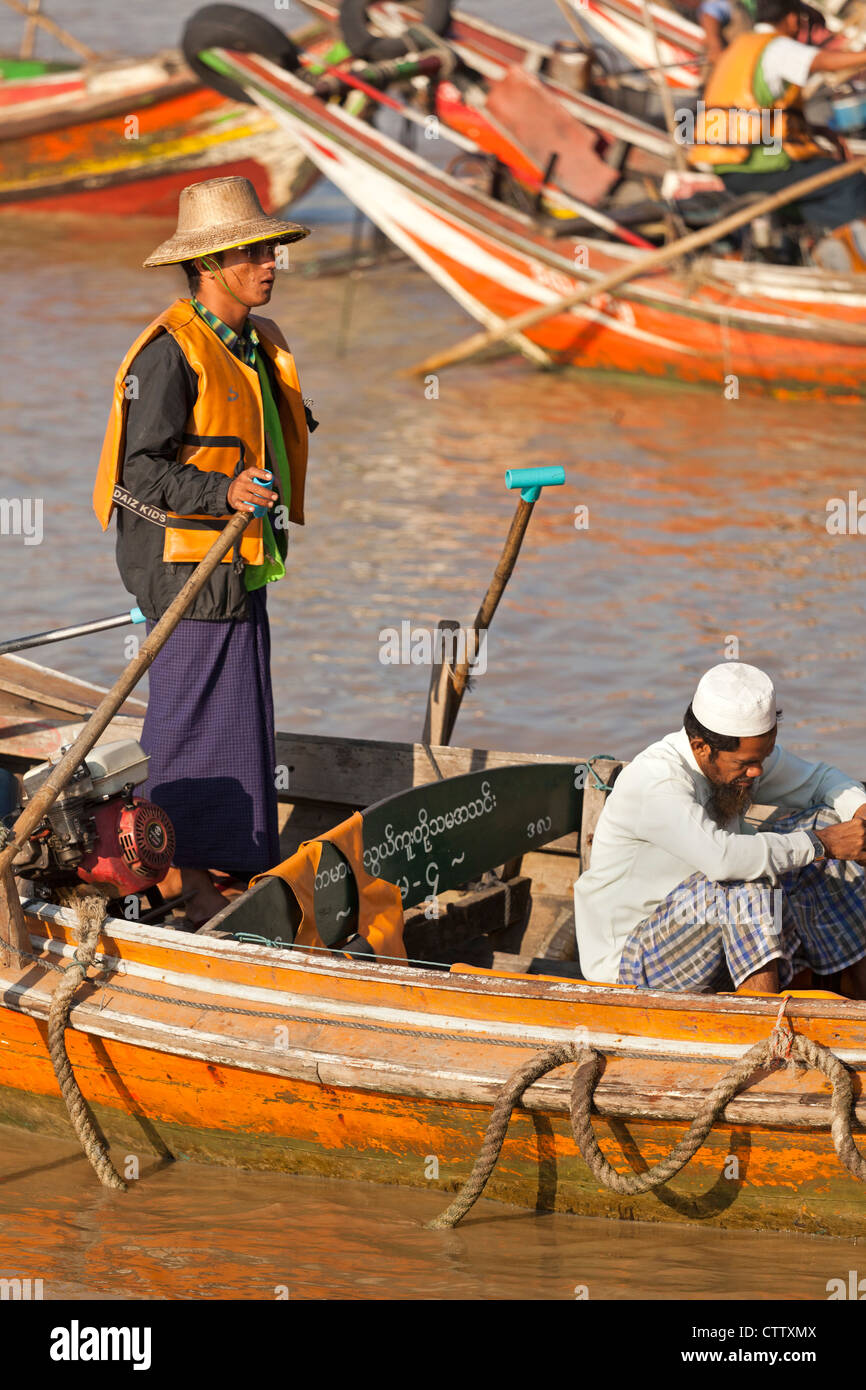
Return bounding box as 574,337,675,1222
1,903,865,1236
0,1031,860,1238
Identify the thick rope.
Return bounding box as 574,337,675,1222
428,1042,579,1229
427,1019,866,1228
47,890,127,1191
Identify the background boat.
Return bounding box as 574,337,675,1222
0,12,322,214
189,41,866,397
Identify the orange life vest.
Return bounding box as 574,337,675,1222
93,299,308,567
689,31,823,166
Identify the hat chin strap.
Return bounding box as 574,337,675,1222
201,255,253,310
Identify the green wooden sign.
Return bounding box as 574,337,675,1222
312,762,583,944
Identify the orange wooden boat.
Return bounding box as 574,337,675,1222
1,653,865,1236
0,41,319,216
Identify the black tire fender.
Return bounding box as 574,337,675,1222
339,0,452,61
182,3,300,105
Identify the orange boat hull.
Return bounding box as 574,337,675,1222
2,904,865,1235
0,66,316,214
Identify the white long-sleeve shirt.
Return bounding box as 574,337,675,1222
573,728,866,983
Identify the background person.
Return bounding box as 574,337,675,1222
688,0,866,267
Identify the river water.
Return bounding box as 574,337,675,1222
1,0,865,1303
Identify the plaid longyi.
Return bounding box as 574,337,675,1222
616,806,866,992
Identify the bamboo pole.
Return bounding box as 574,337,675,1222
2,0,99,60
18,0,41,58
553,0,622,92
640,0,687,171
0,508,252,966
425,497,537,747
408,154,866,376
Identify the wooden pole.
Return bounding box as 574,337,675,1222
2,0,99,60
553,0,595,51
423,497,537,747
0,508,252,966
408,154,866,376
18,0,41,58
640,0,687,171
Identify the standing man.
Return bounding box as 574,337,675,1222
93,176,314,926
574,663,866,996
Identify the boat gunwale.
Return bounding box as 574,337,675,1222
21,899,866,1029
5,961,865,1131
0,65,202,140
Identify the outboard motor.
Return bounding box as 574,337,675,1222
9,740,174,898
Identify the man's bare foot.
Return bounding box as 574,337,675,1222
159,867,184,900
180,868,229,927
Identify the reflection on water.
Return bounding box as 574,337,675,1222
0,1122,859,1301
2,208,865,770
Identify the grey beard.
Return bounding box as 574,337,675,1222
708,779,754,824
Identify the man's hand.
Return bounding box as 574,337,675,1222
227,467,277,515
816,816,866,863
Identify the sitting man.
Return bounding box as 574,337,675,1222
574,662,866,995
697,0,826,68
688,0,866,270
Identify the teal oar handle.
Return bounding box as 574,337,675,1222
505,465,566,503
0,607,146,658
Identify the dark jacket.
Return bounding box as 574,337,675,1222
117,333,283,622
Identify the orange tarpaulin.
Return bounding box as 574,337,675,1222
254,812,407,960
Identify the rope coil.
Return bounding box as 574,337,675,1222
428,1025,866,1229
46,891,126,1191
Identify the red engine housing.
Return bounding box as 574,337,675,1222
77,797,175,898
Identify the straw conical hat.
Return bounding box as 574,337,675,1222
143,176,310,267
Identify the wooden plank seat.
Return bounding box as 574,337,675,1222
206,759,620,962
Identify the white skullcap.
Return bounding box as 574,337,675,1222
691,663,777,738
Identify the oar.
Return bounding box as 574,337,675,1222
423,466,565,746
408,154,866,375
0,508,253,966
0,607,146,659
